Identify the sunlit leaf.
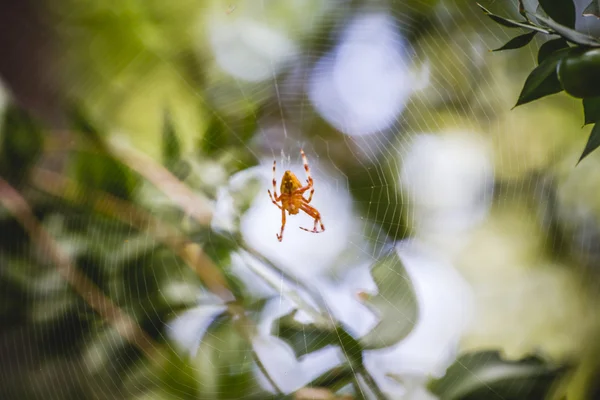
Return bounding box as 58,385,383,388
583,0,600,18
537,38,570,64
427,351,569,400
538,0,576,28
194,315,266,399
578,123,600,164
514,48,571,107
358,249,418,350
533,14,600,47
583,97,600,125
158,347,200,400
492,31,537,52
272,310,363,365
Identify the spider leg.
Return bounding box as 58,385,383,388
299,203,325,234
268,190,282,209
268,159,282,208
277,208,287,242
298,149,316,202
272,160,280,197
304,182,315,203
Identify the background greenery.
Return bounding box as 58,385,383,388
2,0,600,399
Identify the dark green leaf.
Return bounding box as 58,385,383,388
514,48,571,107
68,106,108,152
358,249,418,350
0,104,44,184
492,31,537,52
583,0,600,18
272,310,363,365
578,123,600,164
537,38,570,64
583,97,600,125
201,117,229,155
539,0,576,28
161,108,181,171
305,365,356,392
533,14,600,47
71,150,140,201
427,351,569,400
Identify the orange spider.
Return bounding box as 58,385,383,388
268,149,325,242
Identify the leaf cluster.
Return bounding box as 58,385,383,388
478,0,600,162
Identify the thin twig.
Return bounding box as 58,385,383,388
44,132,214,226
239,241,334,323
358,367,387,400
238,249,334,330
107,137,214,225
0,176,160,364
253,350,284,395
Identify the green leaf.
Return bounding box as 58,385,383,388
427,351,569,400
161,108,181,171
476,3,547,33
272,310,363,365
538,0,576,28
492,31,537,52
200,113,258,157
514,48,571,107
583,0,600,18
202,117,230,155
358,248,418,350
583,97,600,125
533,14,600,47
71,150,140,201
305,365,357,392
68,105,108,152
578,123,600,164
537,38,570,64
194,315,266,399
518,0,527,19
0,104,44,184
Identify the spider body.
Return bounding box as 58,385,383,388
268,150,325,242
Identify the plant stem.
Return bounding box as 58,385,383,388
359,367,388,400
238,249,334,330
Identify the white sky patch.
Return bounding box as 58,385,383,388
400,132,495,235
308,12,415,137
363,239,475,397
205,12,300,82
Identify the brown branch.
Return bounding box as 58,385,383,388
44,132,214,226
103,136,214,226
31,167,235,303
0,175,160,363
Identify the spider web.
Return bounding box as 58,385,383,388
7,0,600,399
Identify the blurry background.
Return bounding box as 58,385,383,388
2,0,600,399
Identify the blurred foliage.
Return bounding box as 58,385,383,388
428,351,569,400
0,93,419,399
478,0,600,162
3,0,600,399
